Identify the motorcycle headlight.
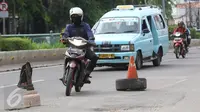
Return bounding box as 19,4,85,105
68,48,85,55
120,44,134,51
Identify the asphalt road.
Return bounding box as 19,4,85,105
0,47,200,112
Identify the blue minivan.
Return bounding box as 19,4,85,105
92,5,169,69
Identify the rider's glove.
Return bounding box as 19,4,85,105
88,40,94,43
88,40,96,46
60,38,67,44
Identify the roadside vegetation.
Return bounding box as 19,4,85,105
7,0,174,34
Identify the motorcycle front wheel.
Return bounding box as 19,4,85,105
65,68,74,96
75,67,82,92
75,85,81,92
181,47,186,58
174,46,180,59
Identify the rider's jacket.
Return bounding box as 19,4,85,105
173,27,186,34
62,22,94,42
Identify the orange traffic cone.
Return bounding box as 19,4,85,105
127,56,138,79
115,56,147,91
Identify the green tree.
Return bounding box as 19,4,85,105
7,0,46,33
147,0,174,19
6,0,174,34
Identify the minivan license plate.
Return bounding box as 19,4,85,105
99,54,115,59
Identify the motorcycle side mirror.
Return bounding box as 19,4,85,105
92,29,96,33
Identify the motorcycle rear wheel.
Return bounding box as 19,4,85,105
65,68,74,96
75,86,81,92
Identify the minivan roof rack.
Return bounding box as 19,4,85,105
133,5,149,7
133,4,159,10
111,4,159,11
133,4,158,8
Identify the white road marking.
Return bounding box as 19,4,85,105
0,79,45,89
0,65,63,75
146,76,188,79
157,79,188,90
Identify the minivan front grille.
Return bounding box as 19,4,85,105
94,44,121,52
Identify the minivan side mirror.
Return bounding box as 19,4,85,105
142,29,150,33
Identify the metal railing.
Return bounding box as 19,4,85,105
0,32,61,45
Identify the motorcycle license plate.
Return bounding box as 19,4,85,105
99,54,115,59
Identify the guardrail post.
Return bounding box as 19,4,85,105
0,36,2,51
50,30,54,45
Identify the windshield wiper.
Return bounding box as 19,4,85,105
102,32,117,34
122,30,135,33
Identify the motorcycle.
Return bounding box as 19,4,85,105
172,32,187,59
60,36,96,96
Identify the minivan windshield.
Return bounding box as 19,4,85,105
94,17,140,34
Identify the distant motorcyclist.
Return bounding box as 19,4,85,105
60,7,98,84
173,21,187,34
184,24,191,46
173,21,188,51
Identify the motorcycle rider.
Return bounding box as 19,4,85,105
60,7,98,84
173,21,188,51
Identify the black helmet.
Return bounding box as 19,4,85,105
180,21,184,25
178,21,184,27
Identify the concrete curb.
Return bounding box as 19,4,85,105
0,39,200,66
0,48,66,66
0,63,63,73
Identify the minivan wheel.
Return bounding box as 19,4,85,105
135,51,143,70
152,49,162,66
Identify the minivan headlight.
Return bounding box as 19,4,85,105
121,45,130,51
120,44,134,51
